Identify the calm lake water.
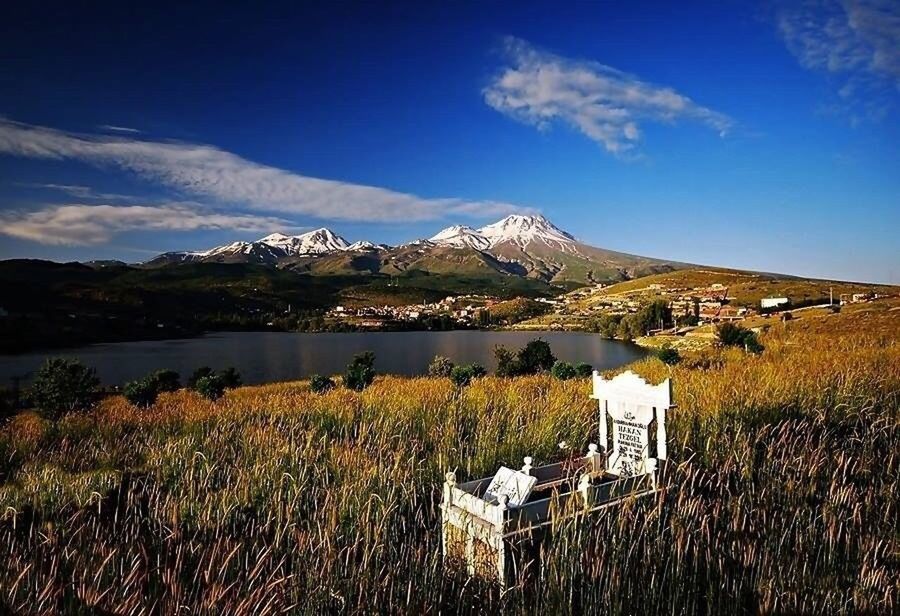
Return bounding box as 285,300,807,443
0,331,647,387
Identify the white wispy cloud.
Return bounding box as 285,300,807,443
98,125,142,134
0,119,527,222
483,37,733,155
0,203,292,246
775,0,900,119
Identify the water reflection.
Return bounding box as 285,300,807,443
0,331,647,386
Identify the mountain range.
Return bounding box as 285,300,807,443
147,215,686,287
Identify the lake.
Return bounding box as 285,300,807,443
0,331,647,386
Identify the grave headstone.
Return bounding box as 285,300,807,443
591,370,672,478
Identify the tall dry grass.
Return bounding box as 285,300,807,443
1,302,898,614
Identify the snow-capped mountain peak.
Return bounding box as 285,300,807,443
477,214,575,248
429,225,491,250
259,232,292,243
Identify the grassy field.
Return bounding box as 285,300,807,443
1,301,898,614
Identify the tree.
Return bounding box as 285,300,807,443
574,362,594,378
345,351,376,391
657,346,682,366
637,299,673,334
195,374,226,401
309,374,335,394
517,339,556,374
123,377,159,408
616,318,634,342
428,355,455,378
188,366,214,389
450,363,486,387
494,345,520,377
151,369,180,392
30,358,100,419
218,367,242,389
551,360,577,380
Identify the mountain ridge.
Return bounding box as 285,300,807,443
145,214,689,286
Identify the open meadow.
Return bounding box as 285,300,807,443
1,300,898,614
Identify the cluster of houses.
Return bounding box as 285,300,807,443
557,282,757,325
666,283,753,323
839,292,885,305
326,294,496,328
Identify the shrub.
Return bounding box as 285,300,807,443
450,363,486,387
151,369,180,392
495,339,557,377
0,387,13,423
427,355,455,378
717,323,764,354
188,366,214,389
30,358,100,419
517,339,556,374
657,346,682,366
574,362,594,378
494,345,520,377
123,377,159,408
194,374,226,401
345,351,376,391
218,367,242,389
309,374,335,394
551,360,577,380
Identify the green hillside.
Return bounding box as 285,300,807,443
0,260,556,352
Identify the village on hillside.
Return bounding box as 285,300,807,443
296,269,900,350
503,269,897,349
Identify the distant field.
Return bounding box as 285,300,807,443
1,297,897,613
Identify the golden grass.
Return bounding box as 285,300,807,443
0,302,898,614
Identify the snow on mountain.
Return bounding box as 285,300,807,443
429,225,491,250
346,240,379,251
398,239,437,249
196,241,254,257
147,215,583,267
477,215,576,249
259,228,350,255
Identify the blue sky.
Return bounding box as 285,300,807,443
0,0,897,283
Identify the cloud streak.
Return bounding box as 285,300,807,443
98,124,142,134
16,182,141,202
483,37,733,155
0,119,527,222
0,203,292,246
775,0,900,119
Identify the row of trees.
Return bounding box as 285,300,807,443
427,339,593,385
590,300,677,341
23,359,245,418
123,366,243,407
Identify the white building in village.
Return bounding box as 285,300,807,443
760,297,789,309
